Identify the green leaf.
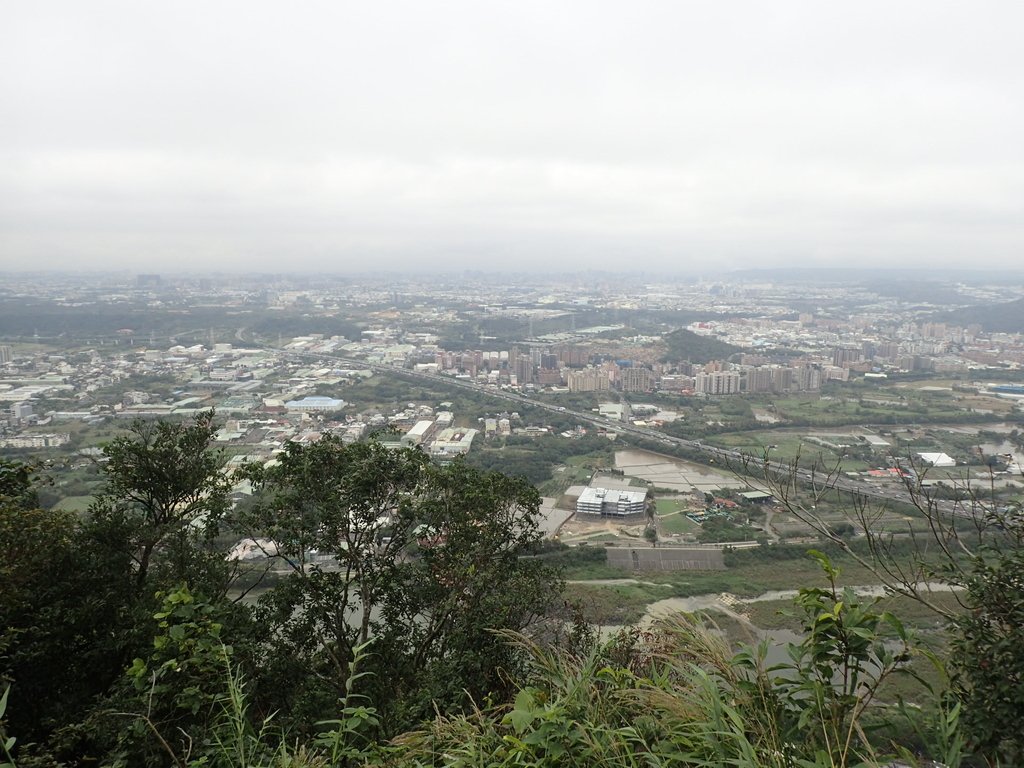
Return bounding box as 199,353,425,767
507,689,538,734
806,549,838,578
881,611,907,641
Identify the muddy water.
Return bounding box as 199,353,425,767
615,448,719,475
614,449,744,488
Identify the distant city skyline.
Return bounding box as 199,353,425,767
3,1,1023,273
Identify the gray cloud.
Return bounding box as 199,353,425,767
2,1,1023,272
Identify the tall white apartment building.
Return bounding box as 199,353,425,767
694,371,741,395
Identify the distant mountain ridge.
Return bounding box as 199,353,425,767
936,296,1024,333
728,266,1024,284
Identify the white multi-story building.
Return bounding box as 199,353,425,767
567,367,611,393
694,371,741,395
621,366,655,393
10,401,33,420
576,487,647,517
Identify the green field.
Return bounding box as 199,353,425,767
655,499,686,514
563,550,894,603
563,582,672,625
653,498,700,535
562,550,957,629
53,495,93,513
659,512,698,534
742,590,962,634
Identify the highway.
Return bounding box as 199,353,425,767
280,348,968,517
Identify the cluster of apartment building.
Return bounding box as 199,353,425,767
4,275,1024,461
378,320,1024,398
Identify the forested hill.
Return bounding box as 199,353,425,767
936,296,1024,333
660,328,742,364
0,296,362,342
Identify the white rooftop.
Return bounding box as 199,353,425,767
918,452,956,467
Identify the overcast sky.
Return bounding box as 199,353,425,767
2,1,1023,274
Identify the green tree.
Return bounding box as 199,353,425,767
643,524,658,547
376,461,561,725
760,453,1024,764
946,526,1024,762
0,466,131,759
0,458,43,509
776,552,914,765
88,410,233,594
237,438,561,733
237,438,431,726
0,414,246,764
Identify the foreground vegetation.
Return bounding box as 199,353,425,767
1,415,557,766
2,412,1024,766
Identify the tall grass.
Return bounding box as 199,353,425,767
388,616,812,767
383,602,962,768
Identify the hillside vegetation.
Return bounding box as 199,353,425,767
660,328,741,364
937,296,1024,333
2,413,1023,767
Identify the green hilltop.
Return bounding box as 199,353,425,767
661,327,742,364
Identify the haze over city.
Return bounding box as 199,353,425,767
3,1,1023,274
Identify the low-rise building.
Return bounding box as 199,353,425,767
402,419,435,446
0,432,70,448
285,396,346,412
429,428,478,457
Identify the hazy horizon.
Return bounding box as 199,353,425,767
3,2,1023,274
